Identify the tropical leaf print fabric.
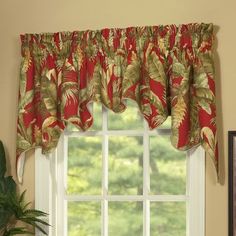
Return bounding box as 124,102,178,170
17,23,218,181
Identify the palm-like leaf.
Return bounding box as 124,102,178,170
2,227,34,236
0,141,6,178
0,140,49,235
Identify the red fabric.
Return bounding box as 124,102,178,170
17,23,219,181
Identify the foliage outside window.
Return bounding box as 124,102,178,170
65,101,187,236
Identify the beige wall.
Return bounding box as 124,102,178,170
1,0,235,235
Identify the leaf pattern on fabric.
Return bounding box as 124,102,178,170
148,51,166,86
123,52,140,93
17,23,219,181
172,96,187,129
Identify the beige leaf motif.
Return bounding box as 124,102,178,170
100,69,111,107
148,52,166,86
194,73,209,88
200,127,216,158
123,52,140,92
76,45,84,70
44,97,56,112
46,68,57,81
42,116,57,131
172,62,188,78
18,90,34,112
22,48,32,73
198,99,211,115
172,96,187,129
150,91,165,115
142,103,152,117
17,133,31,150
145,43,154,59
195,88,214,115
64,59,76,71
195,88,214,101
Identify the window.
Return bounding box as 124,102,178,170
35,101,205,236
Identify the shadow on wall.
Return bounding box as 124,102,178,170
213,25,225,185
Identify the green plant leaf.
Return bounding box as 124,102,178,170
0,209,13,229
19,216,50,226
24,209,48,217
0,141,6,178
3,227,34,236
19,190,26,204
4,177,17,194
0,139,49,235
19,218,48,235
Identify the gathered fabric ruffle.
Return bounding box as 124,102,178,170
17,23,218,182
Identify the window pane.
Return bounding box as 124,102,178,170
108,100,143,130
151,202,186,236
68,202,101,236
92,102,102,130
109,136,143,195
158,116,171,129
109,202,143,236
67,137,102,195
150,136,186,195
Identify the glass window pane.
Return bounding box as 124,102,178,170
109,202,143,236
151,202,186,236
150,136,186,195
109,136,143,195
108,100,143,130
68,202,101,236
158,116,171,129
67,137,102,195
92,102,102,130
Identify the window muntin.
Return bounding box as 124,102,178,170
65,101,187,236
35,100,205,236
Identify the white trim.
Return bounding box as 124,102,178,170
56,134,67,236
35,126,205,236
102,106,109,236
49,149,57,236
35,149,51,236
143,120,150,236
36,148,205,236
64,129,171,137
186,146,205,236
65,195,187,202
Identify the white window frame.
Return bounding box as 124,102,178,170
35,110,205,236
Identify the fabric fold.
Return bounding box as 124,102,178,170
17,23,218,183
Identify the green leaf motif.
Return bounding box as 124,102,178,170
123,52,140,92
195,87,214,100
42,116,57,131
87,64,101,102
113,54,125,78
198,99,211,114
21,48,32,73
18,91,34,112
200,127,216,158
19,73,27,97
172,96,187,129
100,69,111,108
61,82,79,109
194,72,209,88
17,135,31,151
172,62,188,78
148,52,166,86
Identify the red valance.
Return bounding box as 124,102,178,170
17,23,218,182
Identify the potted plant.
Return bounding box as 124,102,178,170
0,140,49,235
